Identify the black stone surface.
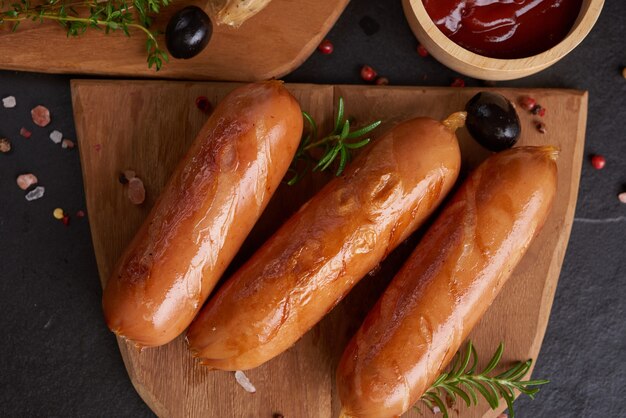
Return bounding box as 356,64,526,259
1,1,624,417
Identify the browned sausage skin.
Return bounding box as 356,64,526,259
337,146,558,418
102,81,303,348
187,116,463,371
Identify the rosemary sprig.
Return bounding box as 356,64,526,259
0,0,169,70
419,342,549,418
286,97,381,185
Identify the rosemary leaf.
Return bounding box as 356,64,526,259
419,341,549,417
286,97,381,185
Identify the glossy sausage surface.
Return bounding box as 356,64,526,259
337,146,558,418
102,81,303,347
187,117,462,370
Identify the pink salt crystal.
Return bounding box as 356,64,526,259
16,173,38,190
619,192,626,204
61,139,75,149
123,170,136,180
31,105,51,127
127,177,146,205
20,127,32,139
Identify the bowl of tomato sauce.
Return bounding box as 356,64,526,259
403,0,604,80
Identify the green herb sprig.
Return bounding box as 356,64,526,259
0,0,169,70
287,97,381,185
419,342,549,418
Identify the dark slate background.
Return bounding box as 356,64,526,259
1,0,624,417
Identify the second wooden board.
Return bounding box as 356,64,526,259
0,0,347,80
72,80,587,417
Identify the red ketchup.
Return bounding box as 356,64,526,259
423,0,583,59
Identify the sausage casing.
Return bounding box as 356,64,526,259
337,146,558,418
187,117,462,370
102,81,303,347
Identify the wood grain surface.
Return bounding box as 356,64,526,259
0,0,348,80
71,80,587,418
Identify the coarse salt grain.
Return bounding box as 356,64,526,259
234,371,256,393
31,105,51,127
127,177,146,205
50,130,63,144
619,192,626,204
124,170,136,180
0,138,11,153
25,186,45,201
61,139,75,149
16,173,38,190
2,96,16,108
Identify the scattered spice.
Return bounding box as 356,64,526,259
417,43,429,57
25,186,45,201
234,370,256,393
53,208,64,219
62,215,70,226
61,139,75,149
0,138,11,153
16,173,38,190
2,96,16,108
20,127,32,139
94,143,102,152
375,76,389,85
519,96,536,111
360,65,377,82
195,96,212,114
535,121,547,134
127,177,146,205
590,154,606,170
450,77,465,87
31,105,51,127
76,210,86,218
317,39,334,54
618,192,626,204
49,130,63,144
531,104,543,115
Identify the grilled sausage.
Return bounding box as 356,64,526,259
102,81,303,347
187,115,464,370
336,146,558,418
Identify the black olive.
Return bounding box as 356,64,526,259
166,6,212,60
465,91,521,152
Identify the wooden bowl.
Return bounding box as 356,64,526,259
402,0,605,80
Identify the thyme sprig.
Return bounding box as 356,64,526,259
287,97,381,185
0,0,170,70
419,342,549,418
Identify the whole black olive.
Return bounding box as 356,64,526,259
465,91,521,152
166,6,212,60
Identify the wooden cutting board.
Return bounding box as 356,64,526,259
0,0,347,80
71,80,587,418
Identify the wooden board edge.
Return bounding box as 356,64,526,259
71,80,108,287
